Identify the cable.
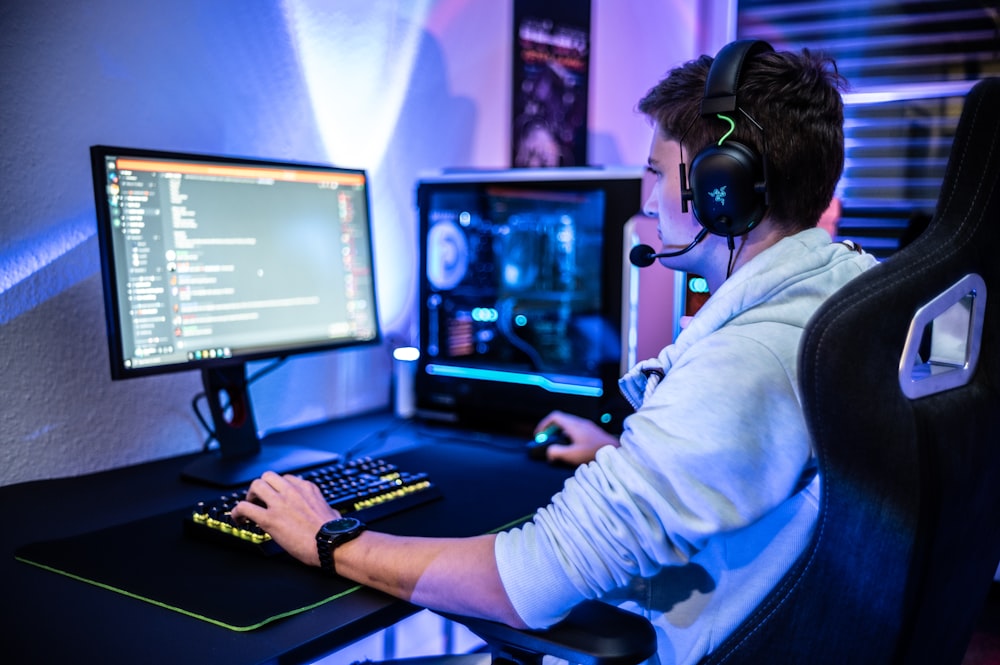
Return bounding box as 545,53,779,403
341,417,413,460
726,234,750,279
192,392,214,449
412,423,527,454
247,356,290,383
193,357,290,451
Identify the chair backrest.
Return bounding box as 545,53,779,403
700,77,1000,664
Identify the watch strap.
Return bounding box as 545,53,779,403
316,518,365,575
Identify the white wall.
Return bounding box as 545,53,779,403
0,0,733,486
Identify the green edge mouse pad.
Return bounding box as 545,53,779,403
13,440,572,631
14,507,362,631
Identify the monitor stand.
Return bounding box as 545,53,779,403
181,364,340,488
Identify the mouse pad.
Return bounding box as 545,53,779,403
15,507,350,631
14,441,573,631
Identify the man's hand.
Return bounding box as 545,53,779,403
534,411,620,466
229,473,525,627
230,471,338,567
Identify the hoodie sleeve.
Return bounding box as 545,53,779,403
495,329,812,628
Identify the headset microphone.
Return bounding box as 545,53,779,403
629,228,710,267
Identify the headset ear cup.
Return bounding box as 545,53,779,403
688,141,766,237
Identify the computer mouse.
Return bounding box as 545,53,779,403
525,424,571,460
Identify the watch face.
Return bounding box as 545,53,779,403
316,516,365,574
320,517,361,536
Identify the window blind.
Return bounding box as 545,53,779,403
738,0,1000,256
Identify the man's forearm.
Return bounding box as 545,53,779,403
334,531,528,628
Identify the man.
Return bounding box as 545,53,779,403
232,41,877,664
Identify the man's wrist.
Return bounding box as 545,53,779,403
315,517,366,575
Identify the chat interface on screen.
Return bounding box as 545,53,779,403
104,156,378,371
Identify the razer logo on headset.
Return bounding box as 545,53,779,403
709,186,728,205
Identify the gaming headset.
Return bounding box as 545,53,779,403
679,39,773,240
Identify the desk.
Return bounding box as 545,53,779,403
1,411,573,664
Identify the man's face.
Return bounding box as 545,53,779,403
642,129,707,268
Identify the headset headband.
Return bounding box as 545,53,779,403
701,40,774,116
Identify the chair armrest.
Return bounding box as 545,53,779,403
437,599,657,665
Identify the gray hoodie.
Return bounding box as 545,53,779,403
496,228,879,664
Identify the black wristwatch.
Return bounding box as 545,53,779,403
315,517,366,575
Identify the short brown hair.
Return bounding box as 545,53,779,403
637,47,848,232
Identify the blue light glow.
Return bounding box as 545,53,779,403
0,215,96,325
471,307,498,322
426,363,603,397
688,276,710,294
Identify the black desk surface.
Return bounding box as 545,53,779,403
1,411,573,665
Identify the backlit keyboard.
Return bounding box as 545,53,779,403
184,456,440,556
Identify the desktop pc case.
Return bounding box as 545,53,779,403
413,167,648,436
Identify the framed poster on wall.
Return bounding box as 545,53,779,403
511,0,591,167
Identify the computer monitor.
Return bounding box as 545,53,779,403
414,167,643,436
91,145,381,486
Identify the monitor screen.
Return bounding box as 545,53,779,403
91,145,381,485
415,168,642,435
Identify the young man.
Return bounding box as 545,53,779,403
231,42,878,664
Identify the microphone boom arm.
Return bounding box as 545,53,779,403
629,227,709,267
